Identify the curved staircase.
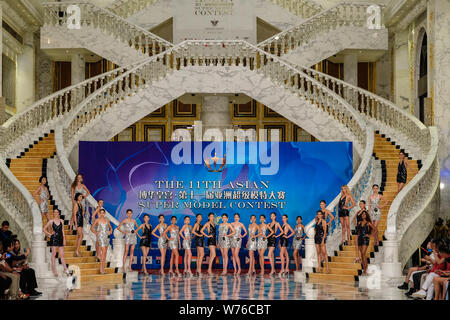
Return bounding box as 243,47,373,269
306,132,420,283
6,132,122,283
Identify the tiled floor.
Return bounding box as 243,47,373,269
36,272,408,300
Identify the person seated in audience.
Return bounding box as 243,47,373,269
0,221,13,249
0,270,12,299
0,241,12,299
432,244,450,300
0,241,28,299
411,239,447,299
398,240,434,290
10,239,41,296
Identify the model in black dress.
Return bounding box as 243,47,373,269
397,151,408,192
43,209,70,277
267,212,281,275
192,214,205,275
279,215,294,276
70,193,85,257
137,214,152,274
338,185,355,246
356,211,374,275
352,200,368,263
201,213,217,275
314,210,329,273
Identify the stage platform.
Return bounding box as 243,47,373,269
35,271,407,300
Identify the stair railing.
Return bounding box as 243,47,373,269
42,2,173,56
258,2,385,57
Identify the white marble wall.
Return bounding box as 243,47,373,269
16,32,36,113
343,53,358,86
429,0,450,218
126,0,303,34
200,95,233,141
67,66,356,170
375,50,391,101
41,25,147,66
283,26,388,67
38,51,53,100
71,53,85,85
392,28,410,112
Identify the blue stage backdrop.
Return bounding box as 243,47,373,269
79,141,352,269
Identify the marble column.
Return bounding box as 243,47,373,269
16,32,36,113
0,2,2,98
429,0,450,217
393,29,411,111
71,53,85,85
199,95,232,141
343,53,358,86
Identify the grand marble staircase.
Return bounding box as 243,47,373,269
0,32,439,283
41,1,386,68
306,132,420,283
6,132,122,283
41,2,172,66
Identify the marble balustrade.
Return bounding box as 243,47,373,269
258,3,386,59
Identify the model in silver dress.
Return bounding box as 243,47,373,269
182,225,193,249
231,225,242,248
247,228,258,251
158,225,168,249
124,221,137,245
257,225,268,250
219,224,232,249
97,222,110,247
168,228,179,250
39,187,49,215
292,225,304,250
369,197,381,221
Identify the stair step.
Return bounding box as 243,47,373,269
307,272,357,283
314,267,360,276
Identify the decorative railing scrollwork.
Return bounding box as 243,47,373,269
258,2,385,58
0,58,149,159
42,2,173,57
269,0,323,19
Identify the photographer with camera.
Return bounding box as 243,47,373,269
0,240,28,299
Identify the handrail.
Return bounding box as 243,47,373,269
42,2,173,52
0,158,43,241
269,0,323,18
106,0,323,20
0,57,150,158
107,0,160,18
258,2,386,57
283,61,430,153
